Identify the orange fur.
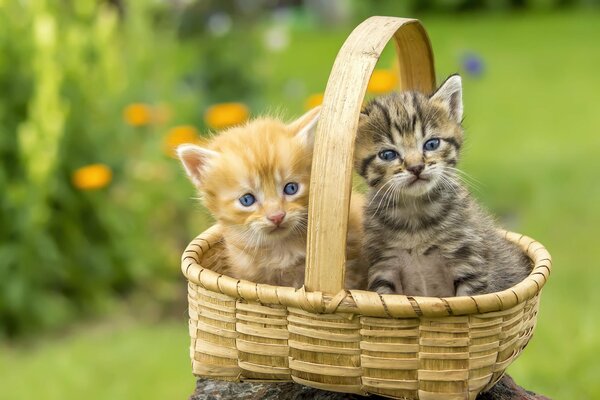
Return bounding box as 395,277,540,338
178,108,367,289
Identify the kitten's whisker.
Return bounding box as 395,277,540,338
373,185,391,216
445,172,479,194
232,230,256,252
437,174,460,196
367,179,395,208
249,232,264,258
291,223,306,239
384,182,398,211
295,223,308,230
393,183,403,214
442,166,483,191
443,166,481,182
375,182,397,216
443,170,479,187
434,175,454,197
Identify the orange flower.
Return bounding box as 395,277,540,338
123,103,152,127
204,102,249,130
163,125,199,157
367,69,398,94
305,93,324,110
72,164,112,190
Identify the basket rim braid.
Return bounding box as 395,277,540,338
182,226,551,318
182,16,552,399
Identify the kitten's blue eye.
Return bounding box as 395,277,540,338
239,193,256,207
423,138,441,151
283,182,299,195
378,149,399,161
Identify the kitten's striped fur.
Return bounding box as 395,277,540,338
355,75,531,296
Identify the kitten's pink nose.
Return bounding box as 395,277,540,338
407,164,424,176
267,211,286,226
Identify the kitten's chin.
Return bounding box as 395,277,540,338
263,224,297,239
399,178,436,197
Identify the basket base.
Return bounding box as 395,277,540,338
191,374,549,400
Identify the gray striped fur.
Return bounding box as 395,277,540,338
355,75,531,296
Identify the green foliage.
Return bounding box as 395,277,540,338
0,0,263,338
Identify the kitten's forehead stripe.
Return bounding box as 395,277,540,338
392,121,405,138
376,104,395,144
373,101,392,132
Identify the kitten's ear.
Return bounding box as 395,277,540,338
176,144,218,188
290,106,321,148
430,74,463,123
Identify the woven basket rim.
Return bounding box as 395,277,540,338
181,225,551,318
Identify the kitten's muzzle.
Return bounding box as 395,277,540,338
407,163,424,177
267,211,286,227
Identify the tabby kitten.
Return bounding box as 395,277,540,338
178,107,367,289
355,75,531,296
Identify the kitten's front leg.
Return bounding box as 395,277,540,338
455,282,473,297
367,257,404,294
451,262,490,296
440,240,491,296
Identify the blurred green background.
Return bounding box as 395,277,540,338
1,0,599,398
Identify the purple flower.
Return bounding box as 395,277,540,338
462,52,484,77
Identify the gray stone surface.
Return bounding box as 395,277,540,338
191,374,550,400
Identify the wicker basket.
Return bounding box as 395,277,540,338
182,16,552,400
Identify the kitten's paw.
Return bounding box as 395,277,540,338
368,279,399,294
455,281,487,296
374,287,397,295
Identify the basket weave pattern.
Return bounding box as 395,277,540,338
183,227,550,399
182,16,552,400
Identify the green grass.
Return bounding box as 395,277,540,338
0,319,193,400
2,10,599,400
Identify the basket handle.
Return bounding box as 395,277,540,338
304,16,436,294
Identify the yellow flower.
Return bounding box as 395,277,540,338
72,164,112,190
204,102,249,130
367,69,398,94
304,93,324,110
163,125,199,157
123,103,153,127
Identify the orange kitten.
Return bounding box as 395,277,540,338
177,107,367,289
